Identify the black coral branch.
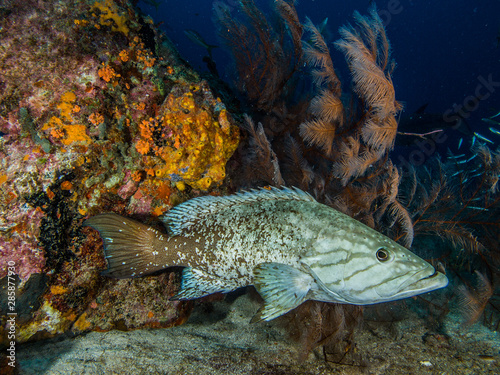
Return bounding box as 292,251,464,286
303,17,341,93
310,89,344,124
335,6,401,152
284,135,315,190
242,114,285,187
214,0,303,113
335,10,397,118
300,118,336,157
300,6,401,190
458,271,494,325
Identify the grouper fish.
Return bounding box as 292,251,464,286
84,187,448,321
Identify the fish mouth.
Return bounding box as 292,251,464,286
394,267,448,298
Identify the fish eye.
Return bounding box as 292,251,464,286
376,248,389,262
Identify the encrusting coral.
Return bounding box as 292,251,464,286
133,82,239,191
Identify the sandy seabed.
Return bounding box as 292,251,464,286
17,292,500,375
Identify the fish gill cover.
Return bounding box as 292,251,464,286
0,0,499,371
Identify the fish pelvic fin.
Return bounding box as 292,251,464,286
84,213,168,279
171,267,232,300
251,262,314,322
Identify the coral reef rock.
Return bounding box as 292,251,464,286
0,0,238,346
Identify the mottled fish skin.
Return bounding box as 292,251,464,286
84,187,448,321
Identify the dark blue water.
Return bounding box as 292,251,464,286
137,0,500,147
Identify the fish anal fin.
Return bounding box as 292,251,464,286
251,262,314,322
171,268,232,300
84,213,168,279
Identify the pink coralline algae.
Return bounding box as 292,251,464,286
117,178,139,200
0,207,46,281
0,238,45,281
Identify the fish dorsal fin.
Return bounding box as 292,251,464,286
251,262,314,322
161,186,316,236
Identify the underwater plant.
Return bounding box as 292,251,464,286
217,1,417,360
398,142,500,328
230,3,412,242
213,0,306,124
214,0,497,361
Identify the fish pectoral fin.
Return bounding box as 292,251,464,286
171,267,232,300
251,262,314,322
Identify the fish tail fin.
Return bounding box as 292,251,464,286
84,213,168,279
